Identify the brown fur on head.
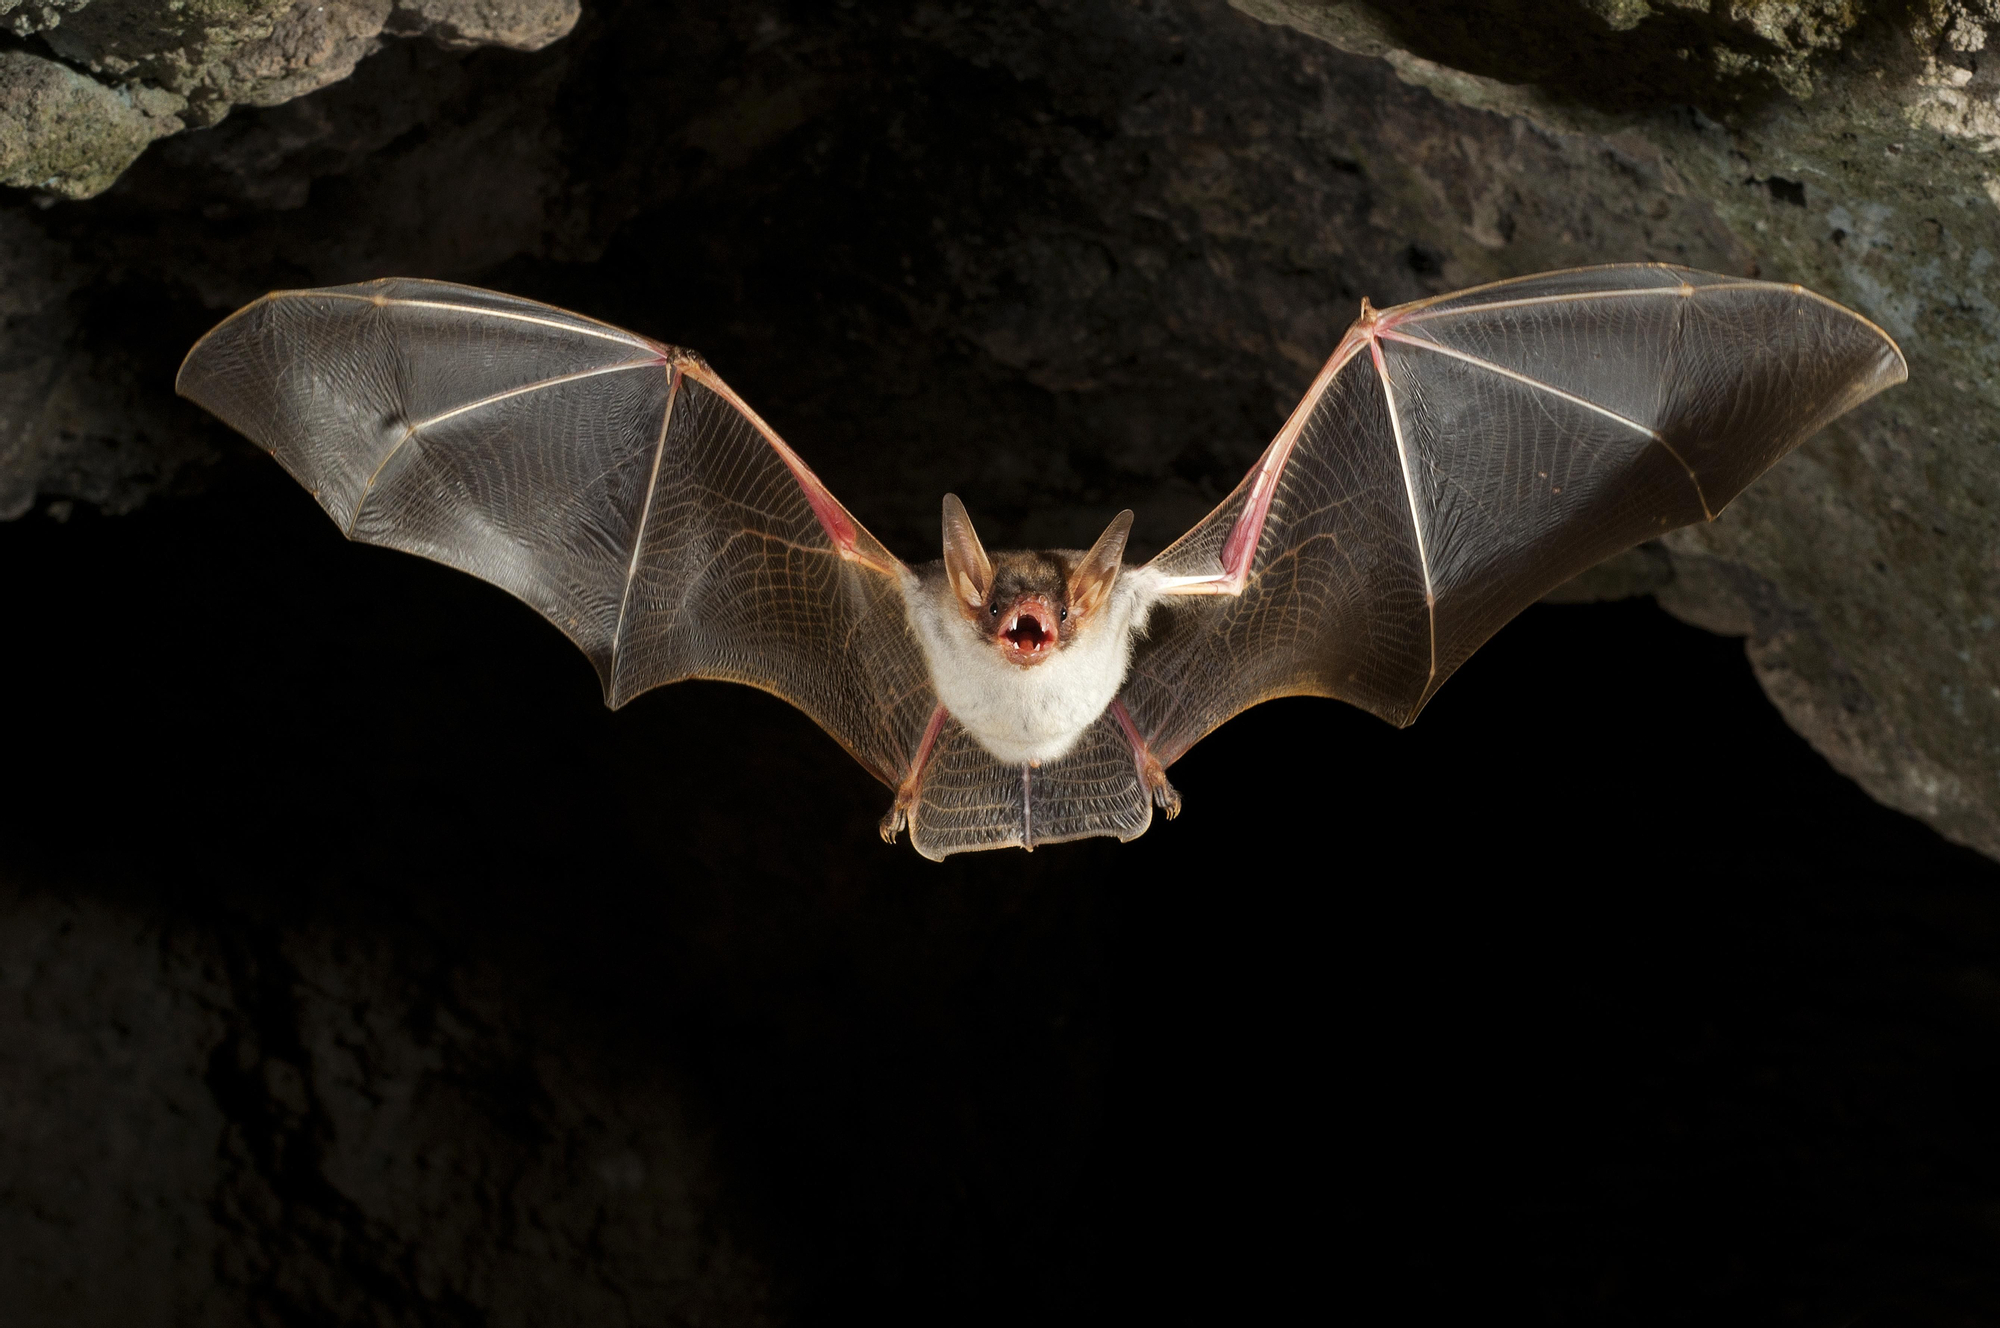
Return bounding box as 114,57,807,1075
981,549,1069,664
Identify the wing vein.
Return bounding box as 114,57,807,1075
1385,279,1899,370
298,290,658,351
1369,336,1437,696
409,360,662,434
1379,327,1713,519
345,359,661,538
1380,331,1660,439
1660,292,1714,520
1147,326,1374,596
1389,283,1706,325
611,364,682,694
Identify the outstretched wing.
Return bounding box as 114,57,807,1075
177,279,936,789
1123,264,1907,766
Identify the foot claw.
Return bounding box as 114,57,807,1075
1109,697,1182,825
880,704,947,851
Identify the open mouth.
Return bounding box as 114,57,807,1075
999,598,1058,659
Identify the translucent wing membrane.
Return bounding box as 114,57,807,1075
1127,351,1432,763
910,713,1153,860
1130,263,1905,767
600,370,927,781
177,279,933,789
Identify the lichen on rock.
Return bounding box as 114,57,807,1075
0,48,181,195
0,0,577,196
387,0,584,51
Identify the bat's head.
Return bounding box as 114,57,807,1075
942,496,1134,668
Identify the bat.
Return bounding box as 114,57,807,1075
176,265,1906,859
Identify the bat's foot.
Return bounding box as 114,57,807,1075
879,780,924,845
880,772,926,845
1108,696,1181,822
1137,757,1181,820
879,704,948,850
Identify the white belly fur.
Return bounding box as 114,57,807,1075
903,566,1166,766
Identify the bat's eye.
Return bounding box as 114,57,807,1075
989,605,1000,617
1059,608,1067,621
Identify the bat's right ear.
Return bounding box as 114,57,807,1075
942,494,993,614
1068,509,1133,626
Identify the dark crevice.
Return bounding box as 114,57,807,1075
1752,173,1809,206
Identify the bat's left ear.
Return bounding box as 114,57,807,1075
1068,510,1134,625
942,494,994,614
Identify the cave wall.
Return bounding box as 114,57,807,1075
1,879,770,1327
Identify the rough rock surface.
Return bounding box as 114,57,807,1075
1233,0,2000,857
0,879,771,1327
0,0,577,195
0,47,182,195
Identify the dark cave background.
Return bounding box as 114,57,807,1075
6,1,2000,1324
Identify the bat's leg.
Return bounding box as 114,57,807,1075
1109,698,1181,820
879,704,950,844
1021,765,1033,851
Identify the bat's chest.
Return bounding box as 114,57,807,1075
936,639,1129,766
905,576,1155,767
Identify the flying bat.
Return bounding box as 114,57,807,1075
176,264,1906,859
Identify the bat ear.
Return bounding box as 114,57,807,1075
942,494,994,613
1068,509,1133,625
